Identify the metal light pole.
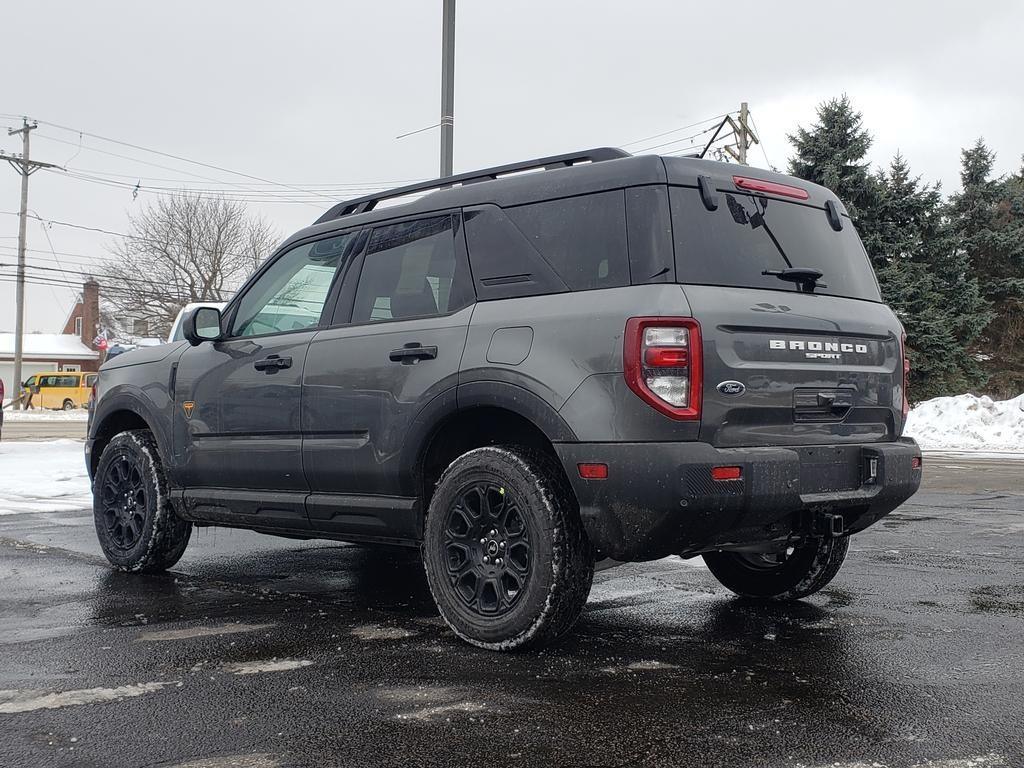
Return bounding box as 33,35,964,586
439,0,456,178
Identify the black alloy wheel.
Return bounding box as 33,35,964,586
442,482,532,616
99,453,148,552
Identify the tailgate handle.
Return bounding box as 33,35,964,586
814,391,852,410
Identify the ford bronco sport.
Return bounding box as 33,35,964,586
86,148,922,650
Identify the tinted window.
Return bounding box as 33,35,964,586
670,187,881,301
352,216,469,323
463,205,568,300
232,232,356,337
506,191,629,291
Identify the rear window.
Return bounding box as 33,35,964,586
670,187,881,301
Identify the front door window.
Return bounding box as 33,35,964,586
231,232,358,338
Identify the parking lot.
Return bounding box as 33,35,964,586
0,453,1021,768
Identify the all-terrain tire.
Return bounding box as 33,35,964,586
423,445,594,651
93,429,192,573
703,536,849,600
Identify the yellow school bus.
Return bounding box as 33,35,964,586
22,371,98,410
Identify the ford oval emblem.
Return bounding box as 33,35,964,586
717,380,746,396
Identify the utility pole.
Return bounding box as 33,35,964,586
723,101,758,166
439,0,456,178
2,119,60,409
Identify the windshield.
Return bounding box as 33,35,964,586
670,187,881,301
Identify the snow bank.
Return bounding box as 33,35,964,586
904,393,1024,451
0,439,91,515
3,409,90,422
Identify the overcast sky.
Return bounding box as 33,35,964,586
2,0,1021,334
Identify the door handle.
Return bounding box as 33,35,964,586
254,355,293,372
389,343,438,364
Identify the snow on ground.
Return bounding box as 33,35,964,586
0,439,91,515
904,393,1024,452
2,408,90,422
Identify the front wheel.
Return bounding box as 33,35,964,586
423,446,594,651
93,430,192,572
703,536,849,600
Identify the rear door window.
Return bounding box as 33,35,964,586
352,215,472,324
506,191,629,291
669,187,881,301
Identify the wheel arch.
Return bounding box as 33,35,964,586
414,382,578,513
88,393,168,479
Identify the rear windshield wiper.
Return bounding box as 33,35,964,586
762,267,827,293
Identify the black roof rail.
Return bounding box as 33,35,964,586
313,147,631,224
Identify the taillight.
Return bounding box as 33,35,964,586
88,383,97,411
624,317,702,420
733,175,809,200
900,332,910,418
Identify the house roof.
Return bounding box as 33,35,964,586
0,332,99,361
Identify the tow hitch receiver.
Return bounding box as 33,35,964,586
799,510,845,538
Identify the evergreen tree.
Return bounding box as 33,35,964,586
872,155,989,399
950,141,1024,396
788,95,882,257
788,98,991,401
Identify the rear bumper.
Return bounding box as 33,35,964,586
555,439,922,561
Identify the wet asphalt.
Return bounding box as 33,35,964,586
0,454,1021,768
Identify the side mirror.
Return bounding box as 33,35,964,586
183,306,223,346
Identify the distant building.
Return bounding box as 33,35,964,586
0,279,102,400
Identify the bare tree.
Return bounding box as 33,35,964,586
101,194,280,338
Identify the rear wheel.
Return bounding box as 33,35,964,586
703,536,849,600
93,430,192,573
423,446,594,651
62,399,75,411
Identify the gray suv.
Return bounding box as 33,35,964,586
86,148,922,650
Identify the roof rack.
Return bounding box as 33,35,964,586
313,147,631,224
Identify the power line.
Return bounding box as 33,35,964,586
32,118,340,202
630,123,725,155
32,131,286,193
53,165,426,189
30,212,73,315
747,112,775,170
620,112,731,149
0,243,106,262
0,270,238,301
53,169,345,206
0,210,265,263
54,168,396,205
